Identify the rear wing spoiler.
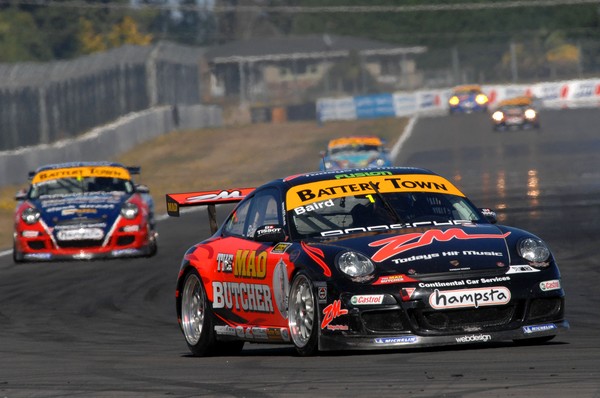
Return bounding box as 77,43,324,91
166,188,255,234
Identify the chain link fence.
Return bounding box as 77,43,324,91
0,41,205,151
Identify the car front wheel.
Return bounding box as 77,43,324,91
288,272,319,356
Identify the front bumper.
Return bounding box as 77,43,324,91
319,319,569,351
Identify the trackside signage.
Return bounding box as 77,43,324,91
286,174,464,210
32,166,130,184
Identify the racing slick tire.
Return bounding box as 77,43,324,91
180,270,219,356
179,270,244,357
12,245,24,263
288,272,319,356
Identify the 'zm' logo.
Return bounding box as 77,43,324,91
321,300,348,329
369,228,510,262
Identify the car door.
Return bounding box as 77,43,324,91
209,187,293,333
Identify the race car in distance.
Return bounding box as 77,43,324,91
13,161,157,262
491,96,540,131
448,84,489,114
167,167,567,356
319,136,392,171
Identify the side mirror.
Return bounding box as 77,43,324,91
479,208,497,224
254,224,287,243
136,184,150,194
319,150,326,158
15,189,27,201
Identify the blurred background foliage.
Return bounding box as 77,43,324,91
0,0,598,63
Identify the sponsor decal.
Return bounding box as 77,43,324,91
506,265,541,274
326,324,349,331
373,274,416,285
374,336,418,344
216,253,234,272
272,258,290,319
294,199,335,215
233,250,267,279
212,282,274,313
186,190,246,203
317,286,328,302
286,174,464,209
271,242,292,254
61,208,98,216
321,220,472,237
24,253,52,259
370,228,510,262
111,248,140,256
351,295,384,305
539,280,561,291
429,286,511,309
321,300,348,329
335,171,393,179
255,225,283,237
56,228,104,241
21,230,40,238
121,225,140,232
418,276,510,289
523,324,557,334
400,288,416,301
455,334,492,343
214,325,237,336
32,166,130,184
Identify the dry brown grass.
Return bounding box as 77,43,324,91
0,118,408,251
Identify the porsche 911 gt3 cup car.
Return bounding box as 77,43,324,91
491,96,540,131
167,167,567,356
319,136,392,171
13,162,157,262
448,85,489,114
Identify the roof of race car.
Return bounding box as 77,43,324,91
32,161,127,173
327,136,384,149
451,84,483,93
28,161,138,183
282,166,435,185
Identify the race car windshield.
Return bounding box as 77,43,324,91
289,191,484,239
330,144,381,155
29,176,133,198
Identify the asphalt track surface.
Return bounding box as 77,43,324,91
1,108,599,397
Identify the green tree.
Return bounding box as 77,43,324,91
0,8,52,62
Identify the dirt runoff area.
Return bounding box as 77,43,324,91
0,117,408,251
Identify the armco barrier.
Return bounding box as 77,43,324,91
0,104,221,187
317,78,600,122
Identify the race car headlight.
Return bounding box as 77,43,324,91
524,109,537,119
337,251,374,277
21,207,41,224
120,202,139,219
492,111,504,121
475,94,489,105
517,237,550,266
448,96,460,106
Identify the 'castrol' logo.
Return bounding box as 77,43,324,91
351,295,384,305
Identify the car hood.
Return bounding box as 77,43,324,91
31,192,129,230
316,223,512,276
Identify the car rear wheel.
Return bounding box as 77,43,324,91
288,273,319,356
180,271,217,356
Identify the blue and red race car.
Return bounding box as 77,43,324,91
448,85,489,114
167,167,567,356
319,136,392,171
13,161,157,262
